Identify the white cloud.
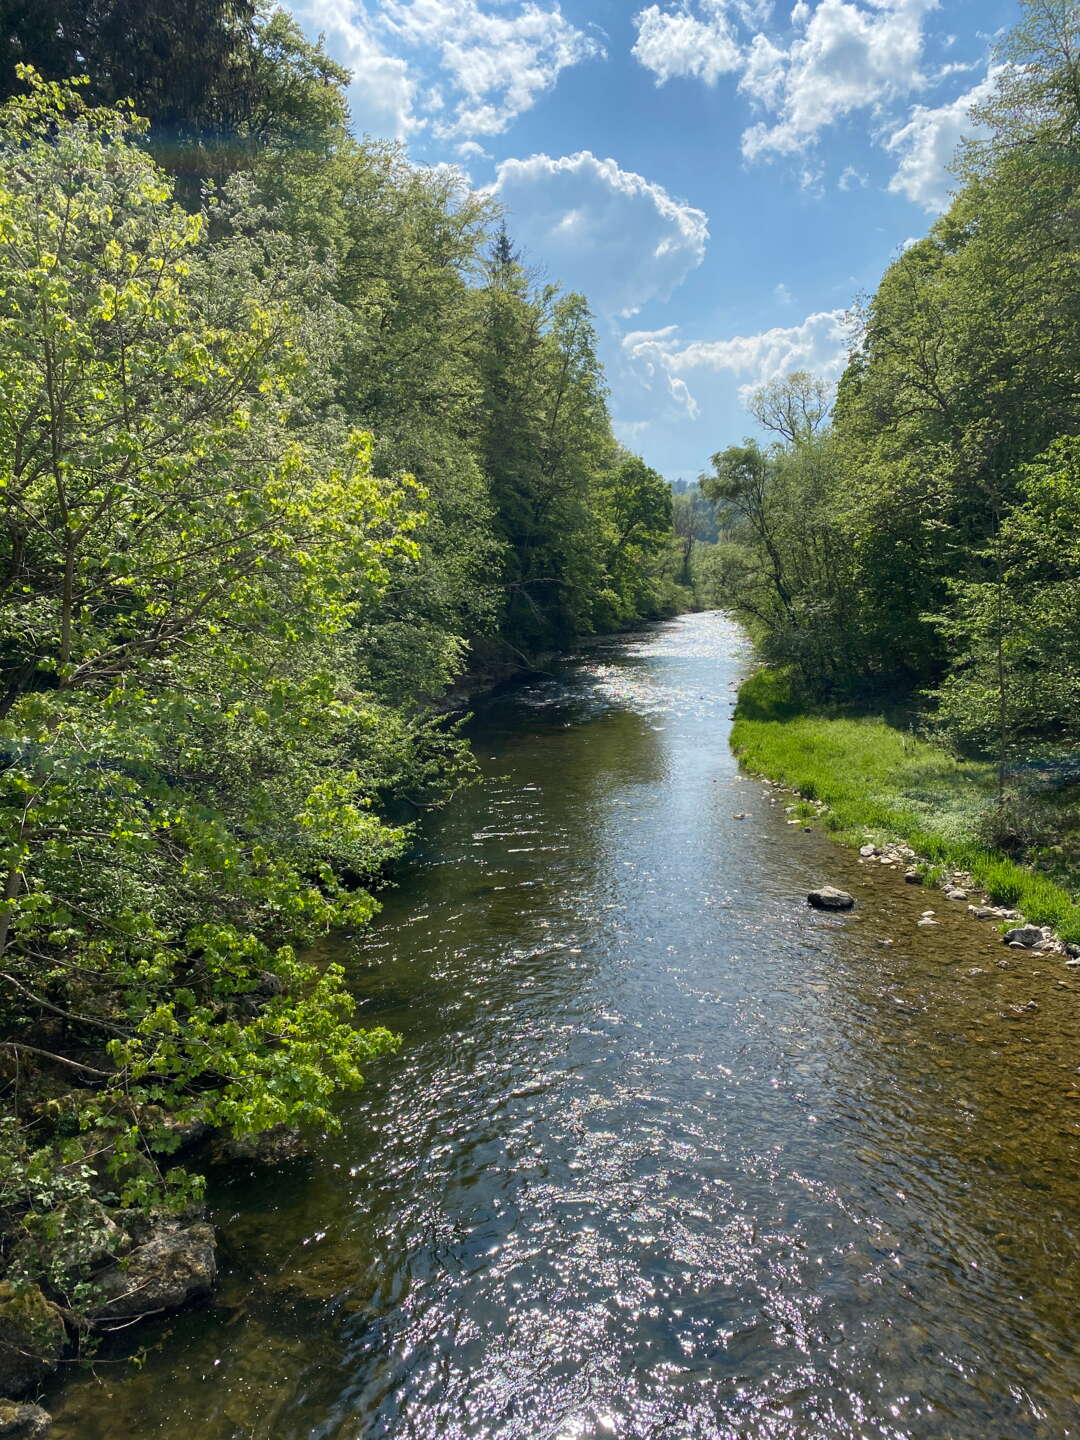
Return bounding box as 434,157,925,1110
838,163,868,189
290,0,419,138
885,67,999,211
741,0,938,160
631,0,942,165
774,281,793,304
382,0,602,136
739,32,787,107
623,308,850,416
489,151,708,317
288,0,601,140
632,4,742,85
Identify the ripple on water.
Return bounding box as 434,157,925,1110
50,614,1080,1440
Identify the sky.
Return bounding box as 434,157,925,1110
283,0,1021,480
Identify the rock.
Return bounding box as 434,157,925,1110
1003,925,1044,948
95,1223,216,1320
132,1104,207,1155
0,1403,51,1438
945,888,967,901
917,917,938,927
904,870,923,884
1066,943,1080,960
218,1125,309,1166
968,906,998,920
0,1287,65,1397
859,844,878,858
807,887,855,911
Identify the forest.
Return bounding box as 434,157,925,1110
0,0,685,1373
701,1,1080,912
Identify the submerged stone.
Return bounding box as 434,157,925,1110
0,1286,65,1398
95,1224,217,1320
0,1402,52,1438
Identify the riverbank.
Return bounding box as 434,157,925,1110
731,668,1080,945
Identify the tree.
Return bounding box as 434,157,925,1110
748,370,832,447
0,74,419,1241
935,437,1080,752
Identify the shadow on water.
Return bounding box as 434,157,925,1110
51,614,1080,1439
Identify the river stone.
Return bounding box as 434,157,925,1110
807,887,855,911
218,1125,309,1166
945,888,967,901
859,844,877,857
904,870,922,884
1004,925,1044,948
968,905,998,920
95,1223,216,1320
0,1287,65,1398
0,1403,51,1438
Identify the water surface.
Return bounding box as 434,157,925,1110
54,613,1080,1439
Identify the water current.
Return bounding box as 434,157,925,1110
52,612,1080,1438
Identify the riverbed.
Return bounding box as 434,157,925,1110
52,612,1080,1438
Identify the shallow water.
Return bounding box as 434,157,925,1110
53,613,1080,1439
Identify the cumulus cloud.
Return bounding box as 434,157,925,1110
289,0,419,137
489,151,709,317
382,0,602,136
623,308,850,416
632,4,742,85
631,0,943,166
741,0,938,160
286,0,601,140
885,67,1000,211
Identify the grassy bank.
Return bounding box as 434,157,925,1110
731,670,1080,944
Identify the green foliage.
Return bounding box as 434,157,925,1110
934,437,1080,748
0,55,681,1326
709,4,1080,944
0,72,412,1307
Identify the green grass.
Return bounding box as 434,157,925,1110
732,669,1080,944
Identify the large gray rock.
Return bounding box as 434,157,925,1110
218,1125,309,1166
0,1287,65,1398
0,1402,51,1438
1003,925,1044,948
95,1224,216,1320
807,886,855,911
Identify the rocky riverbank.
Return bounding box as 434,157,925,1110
0,1123,309,1435
757,772,1080,967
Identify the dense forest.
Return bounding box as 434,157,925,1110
0,2,686,1377
704,0,1080,801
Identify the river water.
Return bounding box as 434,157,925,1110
53,613,1080,1439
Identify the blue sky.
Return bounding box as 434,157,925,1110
284,0,1020,480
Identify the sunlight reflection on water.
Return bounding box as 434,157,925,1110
52,613,1080,1440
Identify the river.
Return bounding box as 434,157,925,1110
52,612,1080,1439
